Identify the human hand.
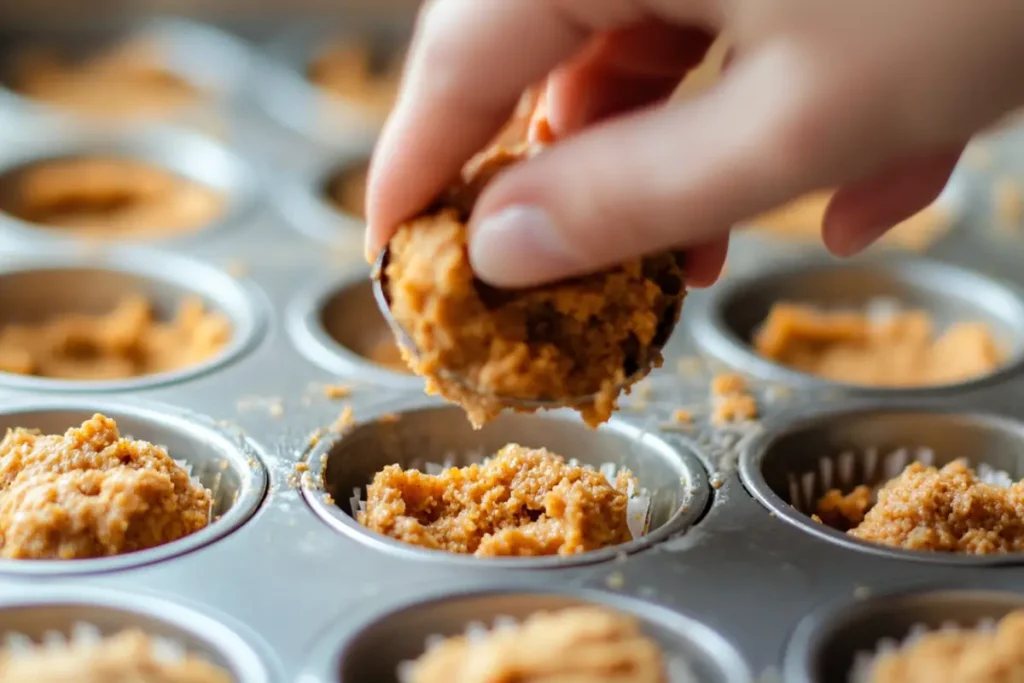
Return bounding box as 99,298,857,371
365,0,1024,288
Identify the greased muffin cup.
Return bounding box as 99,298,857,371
3,10,1024,683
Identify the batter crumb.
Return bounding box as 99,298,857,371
9,39,200,120
0,157,224,239
710,373,757,426
754,302,1004,387
384,145,685,429
749,190,952,252
0,414,212,560
330,406,354,433
711,373,747,396
0,628,230,682
323,384,352,399
815,460,1024,554
359,444,635,556
864,609,1024,683
407,606,666,683
322,160,368,219
306,40,403,119
0,294,231,380
672,409,693,424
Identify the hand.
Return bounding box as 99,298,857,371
365,0,1024,288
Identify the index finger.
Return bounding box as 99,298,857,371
364,0,597,260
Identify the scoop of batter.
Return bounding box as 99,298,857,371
384,144,686,428
407,606,667,683
864,610,1024,683
815,460,1024,554
359,444,635,556
0,414,212,559
0,629,231,683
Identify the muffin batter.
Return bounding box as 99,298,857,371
863,610,1024,683
815,460,1024,554
0,414,212,560
0,295,231,380
406,607,666,683
9,40,199,120
0,629,231,682
754,303,1004,386
358,444,635,557
306,41,403,118
383,145,686,428
0,157,224,238
322,160,368,218
749,190,952,252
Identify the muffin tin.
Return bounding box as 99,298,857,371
0,14,1024,683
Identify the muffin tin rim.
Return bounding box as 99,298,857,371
0,395,269,576
299,580,753,683
0,123,262,248
740,399,1024,567
0,244,268,393
689,253,1024,396
781,585,1024,683
300,397,711,570
0,583,278,683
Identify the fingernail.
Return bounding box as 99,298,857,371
470,205,583,287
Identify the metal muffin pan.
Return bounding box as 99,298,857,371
0,14,1023,683
0,124,259,247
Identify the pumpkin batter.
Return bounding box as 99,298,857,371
358,444,635,557
9,40,199,120
0,414,212,560
322,159,368,219
0,628,231,682
749,190,952,252
754,303,1004,387
306,40,403,119
0,157,224,239
0,294,231,381
383,144,686,428
815,460,1024,554
862,610,1024,683
406,607,667,683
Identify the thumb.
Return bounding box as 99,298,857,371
467,53,848,288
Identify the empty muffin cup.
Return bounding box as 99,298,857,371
741,403,1024,564
300,403,708,568
690,257,1024,394
303,587,750,683
0,18,251,125
0,586,271,681
287,269,421,387
784,588,1024,683
0,249,261,391
0,398,267,575
0,126,256,244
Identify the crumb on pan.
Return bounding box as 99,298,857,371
754,302,1005,387
0,414,212,560
0,295,231,381
358,444,638,557
330,406,354,433
322,384,352,399
403,606,668,683
710,373,757,426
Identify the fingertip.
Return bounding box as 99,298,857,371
684,235,730,288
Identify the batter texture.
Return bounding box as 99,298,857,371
0,157,224,238
384,145,686,428
358,444,634,557
0,629,231,682
407,606,666,683
10,40,198,120
306,41,403,118
0,414,212,560
815,461,1024,554
0,294,231,381
754,303,1004,387
864,610,1024,683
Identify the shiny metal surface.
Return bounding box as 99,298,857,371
0,14,1022,683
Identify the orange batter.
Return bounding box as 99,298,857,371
359,444,635,557
306,40,404,119
754,303,1004,387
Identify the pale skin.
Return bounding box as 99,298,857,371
365,0,1024,289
